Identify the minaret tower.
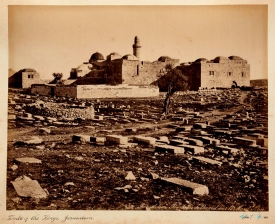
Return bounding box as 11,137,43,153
133,36,141,60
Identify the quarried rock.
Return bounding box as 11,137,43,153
161,177,209,195
125,171,136,180
15,137,43,145
106,135,128,145
180,145,204,154
155,144,185,154
39,128,51,134
134,136,156,145
15,157,42,164
72,135,91,143
192,156,222,166
11,175,48,198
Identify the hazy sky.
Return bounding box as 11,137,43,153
9,5,267,80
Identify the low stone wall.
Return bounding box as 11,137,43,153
24,102,95,120
31,85,52,96
55,86,77,98
31,84,159,99
77,85,159,99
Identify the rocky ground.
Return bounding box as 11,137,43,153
7,88,268,210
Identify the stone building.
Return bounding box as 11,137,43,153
9,68,41,88
69,36,180,86
179,56,250,90
29,36,251,98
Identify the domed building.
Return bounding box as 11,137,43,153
228,55,243,60
107,52,122,61
158,56,172,62
194,58,209,63
213,56,230,63
89,52,105,63
122,54,138,60
69,36,180,85
179,55,250,90
68,36,249,90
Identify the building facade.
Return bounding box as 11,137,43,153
179,56,250,90
9,69,41,88
69,36,180,86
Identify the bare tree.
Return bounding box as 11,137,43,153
161,64,188,116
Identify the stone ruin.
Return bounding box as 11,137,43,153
24,101,95,120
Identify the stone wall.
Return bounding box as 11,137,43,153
25,102,95,120
55,86,77,98
31,84,159,99
76,85,159,99
31,85,52,96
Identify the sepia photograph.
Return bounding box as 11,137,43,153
1,1,274,223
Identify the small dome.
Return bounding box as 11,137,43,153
158,56,171,62
213,56,229,62
22,68,37,72
76,63,93,71
110,52,121,56
228,55,243,60
90,52,105,61
181,62,190,66
195,58,208,63
122,54,138,60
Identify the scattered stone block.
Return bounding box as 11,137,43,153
170,139,189,146
155,144,185,154
176,126,187,132
90,136,106,145
157,136,170,144
125,128,137,132
134,136,156,145
190,129,208,135
192,156,222,166
35,145,45,150
125,171,136,180
172,135,187,141
106,135,128,145
15,157,42,164
193,123,207,129
72,135,91,143
180,145,204,154
215,145,239,155
94,115,104,120
15,136,43,145
168,124,179,129
119,143,138,148
200,137,220,146
161,177,209,195
10,164,18,171
8,114,16,120
39,128,51,135
232,137,257,147
150,172,159,180
247,133,264,139
11,175,48,198
184,138,204,146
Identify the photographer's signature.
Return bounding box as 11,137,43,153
239,213,268,220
